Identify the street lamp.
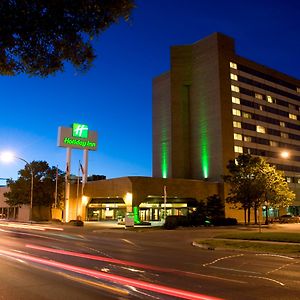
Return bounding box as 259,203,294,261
0,152,34,222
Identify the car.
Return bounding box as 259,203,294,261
277,214,300,224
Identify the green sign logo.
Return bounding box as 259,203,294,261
73,123,88,139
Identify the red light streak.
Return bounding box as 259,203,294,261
0,249,222,300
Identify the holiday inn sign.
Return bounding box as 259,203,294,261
57,123,98,150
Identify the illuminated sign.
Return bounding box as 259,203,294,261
72,123,88,138
57,123,98,151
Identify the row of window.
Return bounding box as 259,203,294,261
233,120,300,141
231,84,300,113
230,61,300,94
232,107,299,127
234,146,300,162
233,133,300,151
237,97,300,130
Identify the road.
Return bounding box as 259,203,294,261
0,222,299,300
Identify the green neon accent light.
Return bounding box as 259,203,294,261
161,141,168,178
63,137,96,149
133,206,141,224
73,123,88,138
200,105,209,179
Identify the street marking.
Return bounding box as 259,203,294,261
203,254,244,267
245,275,285,286
122,238,136,246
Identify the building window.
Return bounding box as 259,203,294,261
255,93,263,100
256,125,266,133
259,105,263,111
232,108,241,116
230,73,238,81
297,87,300,93
233,121,241,128
232,96,240,104
266,95,273,103
296,178,300,184
281,132,288,138
234,146,243,153
234,133,242,140
244,136,252,142
280,121,285,127
286,177,292,183
289,113,297,120
270,140,278,147
231,85,240,93
242,112,251,119
230,62,237,69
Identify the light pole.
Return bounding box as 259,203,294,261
0,152,34,222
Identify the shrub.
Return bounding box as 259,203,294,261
68,220,84,226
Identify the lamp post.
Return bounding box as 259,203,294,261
0,152,34,222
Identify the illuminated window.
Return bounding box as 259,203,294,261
233,121,241,128
232,108,241,116
281,132,288,138
289,113,297,120
270,140,278,147
230,62,237,69
296,178,300,184
230,73,238,81
255,93,263,100
234,133,242,140
297,87,300,93
280,121,285,127
286,177,291,183
266,95,273,103
242,112,251,119
234,146,243,153
244,136,252,142
259,105,263,111
256,125,266,133
231,85,240,93
232,96,240,104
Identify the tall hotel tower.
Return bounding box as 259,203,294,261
153,32,300,207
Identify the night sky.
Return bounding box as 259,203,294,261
1,0,300,182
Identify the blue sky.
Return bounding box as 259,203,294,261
1,0,300,182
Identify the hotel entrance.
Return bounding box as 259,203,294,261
139,197,198,222
86,198,126,221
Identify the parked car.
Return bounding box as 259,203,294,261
275,214,300,224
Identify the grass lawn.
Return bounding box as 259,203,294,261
196,232,300,255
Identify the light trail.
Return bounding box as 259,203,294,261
26,244,246,284
0,249,223,300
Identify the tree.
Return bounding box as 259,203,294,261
224,154,295,224
206,194,225,219
4,161,65,208
0,0,135,76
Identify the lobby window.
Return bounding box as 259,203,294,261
255,93,263,100
231,85,240,93
232,96,240,104
232,108,241,116
234,146,243,153
230,62,237,69
266,95,273,103
244,136,252,142
289,113,297,120
281,132,288,138
242,112,251,119
230,73,238,81
234,133,242,140
270,140,278,147
280,121,285,127
256,125,266,133
233,121,241,128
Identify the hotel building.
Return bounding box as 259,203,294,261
153,32,300,215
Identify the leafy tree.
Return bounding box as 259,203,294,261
206,194,224,219
4,161,65,208
0,0,135,76
224,154,295,224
